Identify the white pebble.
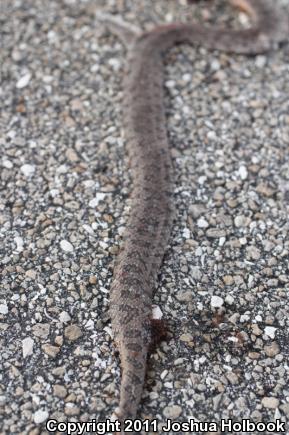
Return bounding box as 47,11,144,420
60,240,74,253
238,165,248,180
240,314,250,322
20,164,35,177
14,236,24,253
33,409,49,424
225,295,234,305
152,305,163,320
197,217,209,228
195,246,203,256
82,224,94,235
0,303,8,315
83,180,95,188
211,295,224,308
219,237,226,247
59,311,71,323
211,59,220,71
264,326,277,339
42,75,53,83
165,80,176,89
90,63,100,73
103,326,113,338
22,337,34,358
239,12,250,26
198,175,207,185
85,319,95,330
234,215,249,228
108,58,121,71
255,55,267,68
3,159,13,169
207,131,217,141
16,72,32,89
49,188,59,198
89,193,106,207
182,73,192,82
182,228,191,239
7,130,16,139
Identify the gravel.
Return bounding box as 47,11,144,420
1,0,289,434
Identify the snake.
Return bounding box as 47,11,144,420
96,1,288,432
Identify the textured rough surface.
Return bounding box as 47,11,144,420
98,1,289,428
1,0,289,434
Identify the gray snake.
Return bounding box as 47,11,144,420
96,1,289,432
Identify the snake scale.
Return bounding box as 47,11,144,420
96,1,288,432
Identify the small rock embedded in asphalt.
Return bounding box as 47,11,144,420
33,409,49,424
22,337,34,358
64,325,83,341
211,295,224,308
60,240,74,253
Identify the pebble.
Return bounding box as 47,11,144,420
33,409,49,424
60,240,74,253
223,275,234,285
165,79,176,88
211,295,224,308
219,236,226,246
25,269,37,279
183,227,191,238
59,311,71,323
32,323,50,339
152,305,163,320
238,165,248,180
264,326,277,339
226,372,239,385
189,204,206,218
16,72,32,89
280,403,289,418
0,395,7,406
248,352,260,360
14,236,24,252
83,224,95,235
234,215,250,228
64,404,80,416
190,266,201,280
207,130,218,141
0,303,8,315
53,385,67,398
197,217,209,228
89,275,97,284
89,193,106,207
261,397,279,409
246,245,261,260
211,59,220,71
64,325,82,341
264,342,280,357
65,148,79,162
42,344,60,358
206,228,226,238
225,294,234,305
251,324,262,336
163,405,182,419
3,159,13,169
22,337,34,358
20,164,35,177
255,55,267,68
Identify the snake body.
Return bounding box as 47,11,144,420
97,1,288,431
